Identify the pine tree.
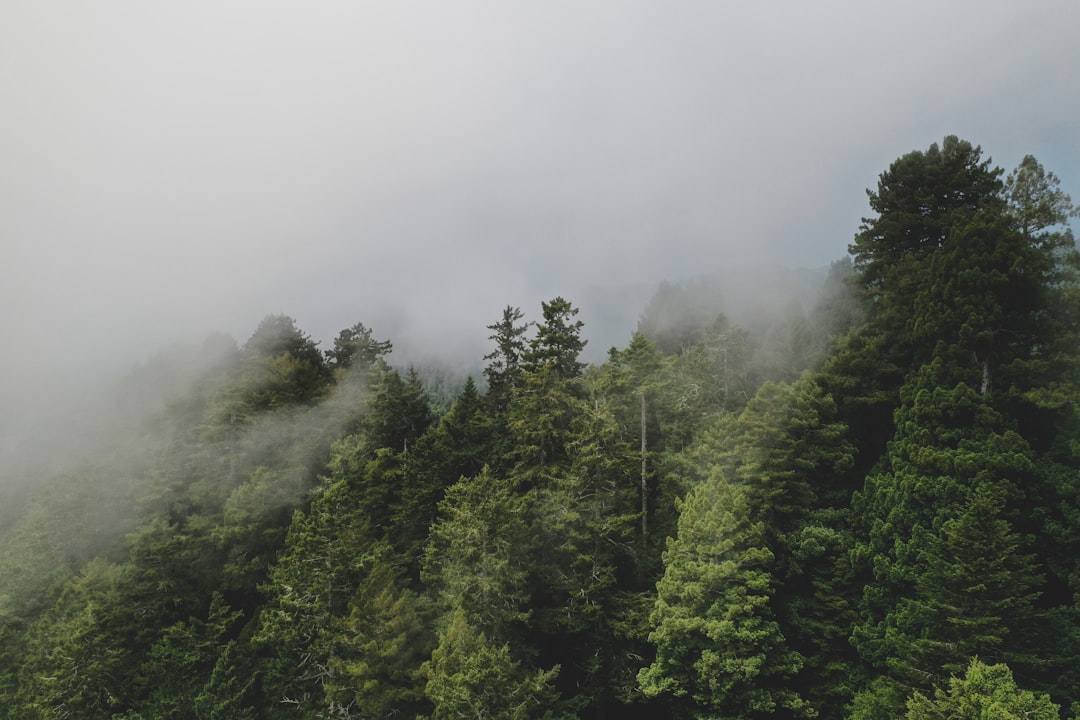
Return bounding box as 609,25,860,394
905,658,1059,720
886,484,1045,687
484,306,531,414
323,548,434,719
639,468,812,719
324,321,392,375
392,377,495,581
522,297,587,381
422,609,563,720
687,375,857,717
359,361,433,455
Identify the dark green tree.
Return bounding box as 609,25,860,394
831,137,1009,474
236,314,331,412
324,321,392,375
596,331,668,545
483,306,531,414
392,377,496,580
851,362,1049,697
885,484,1045,687
139,593,244,720
15,560,137,720
688,375,858,717
252,463,382,717
359,361,433,455
422,467,534,640
522,297,587,381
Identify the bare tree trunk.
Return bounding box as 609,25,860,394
641,393,648,545
980,358,992,396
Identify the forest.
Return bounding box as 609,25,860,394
1,136,1078,719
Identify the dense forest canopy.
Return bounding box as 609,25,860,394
1,137,1078,719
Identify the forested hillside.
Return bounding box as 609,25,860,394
1,137,1078,719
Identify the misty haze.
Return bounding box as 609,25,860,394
2,2,1079,718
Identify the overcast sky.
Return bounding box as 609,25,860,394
2,1,1079,423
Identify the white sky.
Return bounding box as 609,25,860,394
2,1,1078,420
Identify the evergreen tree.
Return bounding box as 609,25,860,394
324,321,392,375
851,362,1049,695
423,467,535,640
659,314,753,450
252,464,382,717
484,306,531,414
15,560,138,720
905,658,1059,720
528,400,642,714
886,484,1045,686
423,609,563,720
687,375,858,717
323,548,434,719
596,331,668,546
522,297,587,381
392,377,495,581
639,468,812,719
359,361,433,455
139,593,244,720
193,639,258,720
236,314,331,412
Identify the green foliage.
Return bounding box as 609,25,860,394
325,321,392,374
423,468,534,637
905,658,1059,720
324,551,434,719
423,609,564,720
392,377,495,578
885,484,1046,686
639,469,812,719
193,639,258,720
252,461,384,714
669,375,858,718
484,305,530,414
139,593,244,720
235,314,331,413
522,297,587,381
2,141,1079,720
359,361,433,455
15,559,138,720
1005,154,1079,240
661,315,754,437
850,136,1004,298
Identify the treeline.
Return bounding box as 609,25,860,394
0,136,1078,719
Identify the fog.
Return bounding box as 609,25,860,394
2,2,1078,464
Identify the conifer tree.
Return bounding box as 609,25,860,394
886,484,1045,686
639,468,812,719
393,377,495,580
323,547,434,719
324,321,392,375
522,297,587,381
684,375,857,717
484,306,530,414
905,658,1059,720
423,609,563,720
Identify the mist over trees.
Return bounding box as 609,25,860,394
1,137,1078,718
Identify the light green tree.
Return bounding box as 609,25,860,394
905,658,1059,720
639,468,812,719
423,609,563,720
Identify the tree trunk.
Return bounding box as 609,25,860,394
980,358,992,396
641,393,648,545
